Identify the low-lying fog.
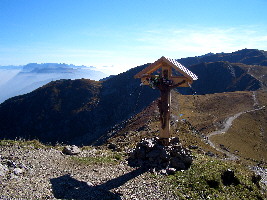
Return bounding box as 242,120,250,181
0,63,107,104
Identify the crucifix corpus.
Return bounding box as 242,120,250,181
134,56,198,145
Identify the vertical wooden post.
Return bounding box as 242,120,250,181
159,88,171,139
158,65,172,143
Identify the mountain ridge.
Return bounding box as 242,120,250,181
178,48,267,67
179,61,263,95
0,49,266,145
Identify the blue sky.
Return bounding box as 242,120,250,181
1,0,267,74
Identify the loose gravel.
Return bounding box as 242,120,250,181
0,144,177,199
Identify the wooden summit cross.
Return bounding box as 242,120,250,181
134,56,198,145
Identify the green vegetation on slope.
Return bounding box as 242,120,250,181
212,108,267,163
70,149,124,166
167,154,265,199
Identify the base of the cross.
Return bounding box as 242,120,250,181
158,138,170,146
128,137,193,174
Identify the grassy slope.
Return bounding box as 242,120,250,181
173,91,255,135
107,89,267,198
167,154,265,199
211,91,267,163
108,90,266,161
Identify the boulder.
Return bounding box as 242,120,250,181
166,168,176,175
13,168,24,175
252,174,261,187
107,143,117,150
62,145,81,155
221,169,240,186
206,151,215,157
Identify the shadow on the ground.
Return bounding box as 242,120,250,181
50,167,146,199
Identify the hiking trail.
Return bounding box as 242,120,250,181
206,92,265,160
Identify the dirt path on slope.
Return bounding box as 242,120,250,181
206,111,243,160
206,91,265,160
206,91,267,190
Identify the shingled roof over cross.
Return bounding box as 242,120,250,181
134,56,198,81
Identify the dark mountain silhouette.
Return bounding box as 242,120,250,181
178,49,267,67
0,49,266,144
178,61,262,95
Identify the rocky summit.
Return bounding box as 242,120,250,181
128,137,192,174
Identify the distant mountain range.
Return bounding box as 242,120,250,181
0,49,266,144
178,48,267,67
0,63,107,103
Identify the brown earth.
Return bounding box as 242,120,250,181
108,90,267,164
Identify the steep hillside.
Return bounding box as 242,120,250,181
0,79,102,144
239,64,267,90
92,64,159,134
178,61,262,94
0,64,159,145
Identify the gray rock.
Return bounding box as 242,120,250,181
160,169,167,175
206,151,215,157
146,149,162,158
144,139,155,148
6,160,16,168
62,145,81,155
9,173,19,179
0,163,8,176
13,168,24,175
169,137,179,145
128,137,193,173
135,148,146,159
252,174,261,187
86,181,94,187
167,168,176,175
17,163,28,170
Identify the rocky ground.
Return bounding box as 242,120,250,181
1,140,266,199
0,142,178,199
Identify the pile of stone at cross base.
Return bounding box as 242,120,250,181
128,137,193,175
